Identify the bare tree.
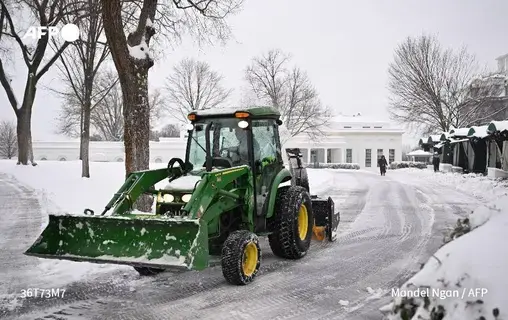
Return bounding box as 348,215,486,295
0,0,84,165
49,0,111,177
158,123,181,137
0,120,17,159
100,0,243,210
164,58,232,123
57,75,164,141
387,34,502,135
244,49,331,138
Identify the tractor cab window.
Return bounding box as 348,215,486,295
252,120,279,162
187,123,210,170
215,120,250,166
187,119,251,170
251,119,282,216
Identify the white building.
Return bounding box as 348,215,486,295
31,114,404,169
283,114,404,167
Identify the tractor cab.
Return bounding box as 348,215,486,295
185,108,283,173
183,107,285,218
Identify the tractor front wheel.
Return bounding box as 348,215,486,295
221,230,261,285
268,186,313,259
133,267,165,276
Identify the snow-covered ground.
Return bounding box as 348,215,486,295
0,161,505,320
382,168,508,320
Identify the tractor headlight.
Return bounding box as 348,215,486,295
181,194,192,203
163,194,175,203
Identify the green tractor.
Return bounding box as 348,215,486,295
25,107,340,285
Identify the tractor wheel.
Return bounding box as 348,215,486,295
221,230,261,285
268,186,313,259
133,267,165,276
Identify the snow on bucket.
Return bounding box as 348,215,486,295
24,214,209,270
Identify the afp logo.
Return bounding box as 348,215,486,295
23,23,80,42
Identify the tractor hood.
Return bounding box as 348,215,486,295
164,174,202,192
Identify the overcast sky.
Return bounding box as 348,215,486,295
1,0,507,145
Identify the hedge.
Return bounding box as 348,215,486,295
306,163,360,170
389,161,428,169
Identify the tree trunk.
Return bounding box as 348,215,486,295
121,67,151,211
16,77,37,166
81,101,91,178
81,72,94,178
102,0,157,212
79,107,84,160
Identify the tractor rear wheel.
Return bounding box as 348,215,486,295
268,186,314,259
221,230,261,285
133,267,165,276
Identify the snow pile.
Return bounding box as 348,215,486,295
382,170,508,319
382,196,508,320
394,169,508,202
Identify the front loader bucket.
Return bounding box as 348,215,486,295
311,196,340,241
25,214,209,271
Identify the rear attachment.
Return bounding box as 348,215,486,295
25,214,209,270
311,196,339,241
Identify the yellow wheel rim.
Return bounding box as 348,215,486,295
298,204,309,240
242,242,258,277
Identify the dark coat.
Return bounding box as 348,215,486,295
378,157,388,167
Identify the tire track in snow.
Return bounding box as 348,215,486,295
0,173,43,315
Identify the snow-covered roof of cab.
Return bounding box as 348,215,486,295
190,106,281,120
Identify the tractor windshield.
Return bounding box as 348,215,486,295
187,118,249,171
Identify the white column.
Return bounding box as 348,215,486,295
324,148,328,163
307,149,311,164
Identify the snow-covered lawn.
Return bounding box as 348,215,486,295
383,168,508,320
0,160,337,215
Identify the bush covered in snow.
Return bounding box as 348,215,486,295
306,163,360,170
389,161,428,169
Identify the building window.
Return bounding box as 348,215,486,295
389,149,395,163
365,149,371,167
377,149,383,166
362,126,370,128
343,126,352,128
374,126,382,128
346,149,352,163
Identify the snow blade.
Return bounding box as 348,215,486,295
24,214,209,270
311,196,340,241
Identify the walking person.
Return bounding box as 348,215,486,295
378,155,388,176
432,152,440,172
